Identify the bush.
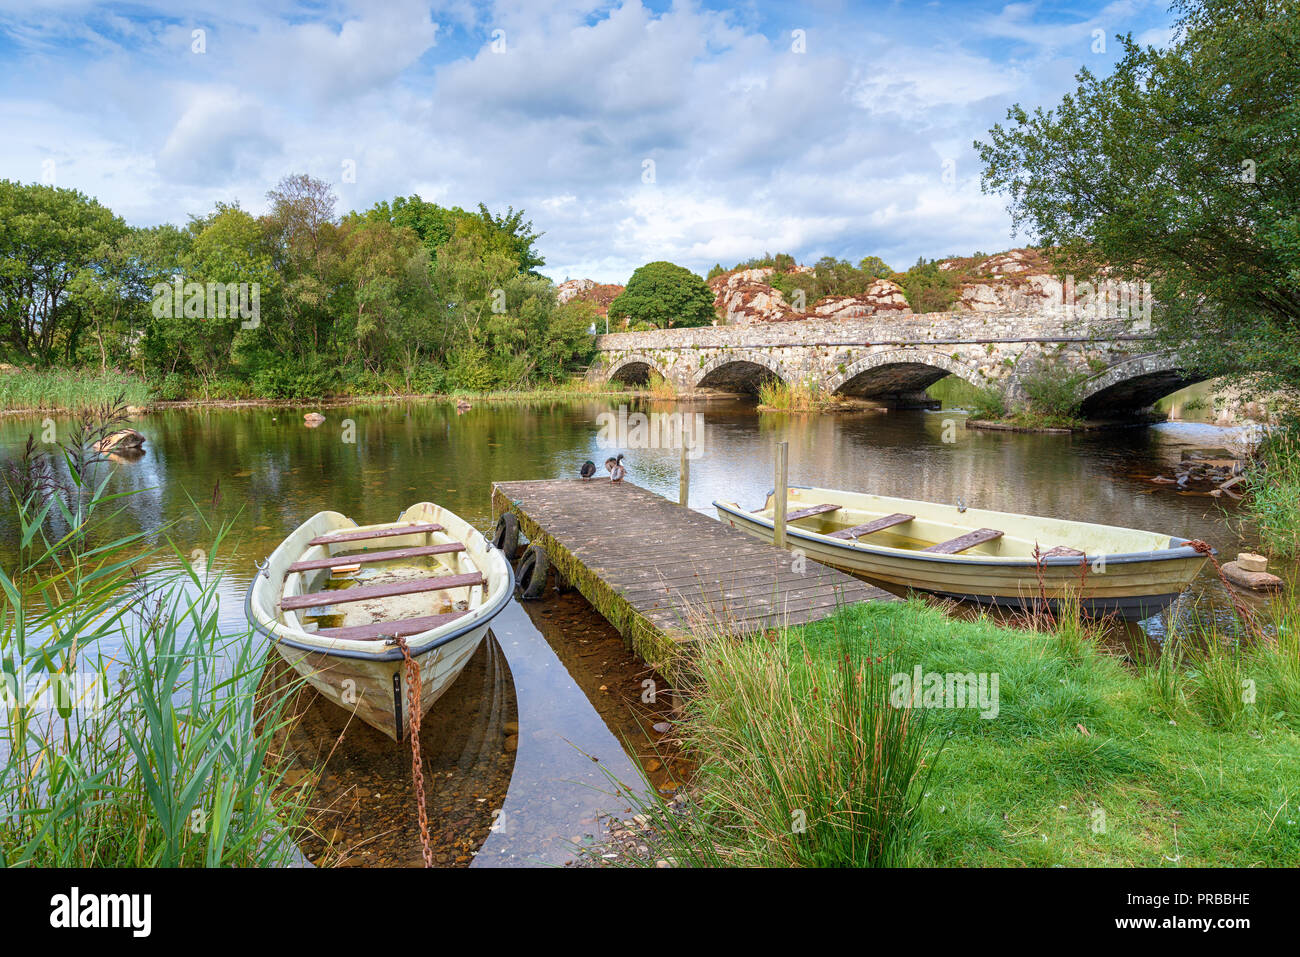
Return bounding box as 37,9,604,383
252,357,338,399
608,261,717,329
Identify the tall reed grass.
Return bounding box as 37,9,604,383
0,368,152,413
756,378,828,412
0,412,312,866
1245,429,1300,558
608,605,935,867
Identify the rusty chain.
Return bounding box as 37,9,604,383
394,635,434,868
1186,539,1262,641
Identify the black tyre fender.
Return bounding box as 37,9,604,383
516,545,550,600
492,512,519,558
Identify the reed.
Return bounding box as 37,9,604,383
756,379,828,412
1244,429,1300,558
0,421,312,866
0,367,151,413
606,601,935,867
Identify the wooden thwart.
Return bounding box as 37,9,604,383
785,503,841,522
280,572,484,611
288,542,465,573
828,512,915,540
923,528,1004,554
313,610,470,642
307,522,444,547
1040,545,1085,558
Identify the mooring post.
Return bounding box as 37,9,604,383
773,441,788,548
679,442,690,506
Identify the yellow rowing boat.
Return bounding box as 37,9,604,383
714,486,1209,620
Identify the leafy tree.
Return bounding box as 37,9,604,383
892,258,961,313
977,0,1300,389
607,261,717,329
0,181,127,362
858,256,892,279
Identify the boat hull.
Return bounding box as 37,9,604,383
271,623,491,740
715,490,1208,621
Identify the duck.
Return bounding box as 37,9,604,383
605,454,626,483
580,460,596,480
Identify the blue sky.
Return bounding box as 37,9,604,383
0,1,1176,283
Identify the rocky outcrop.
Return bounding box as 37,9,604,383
709,268,796,324
811,280,911,318
557,279,624,316
709,269,911,325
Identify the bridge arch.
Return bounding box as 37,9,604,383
825,348,984,398
1077,351,1206,416
693,349,790,393
602,352,674,386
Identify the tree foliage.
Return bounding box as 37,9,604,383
977,0,1300,388
0,175,589,398
607,261,717,329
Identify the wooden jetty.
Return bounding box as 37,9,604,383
490,479,895,678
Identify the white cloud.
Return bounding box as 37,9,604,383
0,0,1175,283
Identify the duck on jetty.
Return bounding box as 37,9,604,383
605,454,626,483
580,460,596,480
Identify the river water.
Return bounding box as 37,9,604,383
0,396,1278,865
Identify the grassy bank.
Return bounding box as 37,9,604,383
0,365,639,414
622,596,1300,867
0,429,314,866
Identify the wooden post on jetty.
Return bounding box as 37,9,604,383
773,441,788,548
679,442,690,506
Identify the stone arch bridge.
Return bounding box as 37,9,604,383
585,312,1201,418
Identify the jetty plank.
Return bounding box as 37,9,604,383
281,572,483,611
491,479,893,679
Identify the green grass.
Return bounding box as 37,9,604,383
1245,430,1300,558
0,367,152,412
624,597,1300,867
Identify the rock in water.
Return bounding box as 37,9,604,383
1222,561,1283,591
93,428,145,453
303,412,326,427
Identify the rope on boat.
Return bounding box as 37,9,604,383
394,635,434,868
1185,539,1261,640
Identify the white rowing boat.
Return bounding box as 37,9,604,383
715,486,1210,620
245,502,514,740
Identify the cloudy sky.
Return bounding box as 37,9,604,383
0,0,1175,284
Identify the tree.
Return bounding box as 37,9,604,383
858,256,892,279
976,0,1300,389
607,261,717,329
0,181,127,362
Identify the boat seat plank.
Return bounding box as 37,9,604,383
1040,545,1085,558
827,513,915,540
314,610,470,642
307,522,444,547
288,542,465,573
922,528,1004,554
785,503,841,522
281,572,484,611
